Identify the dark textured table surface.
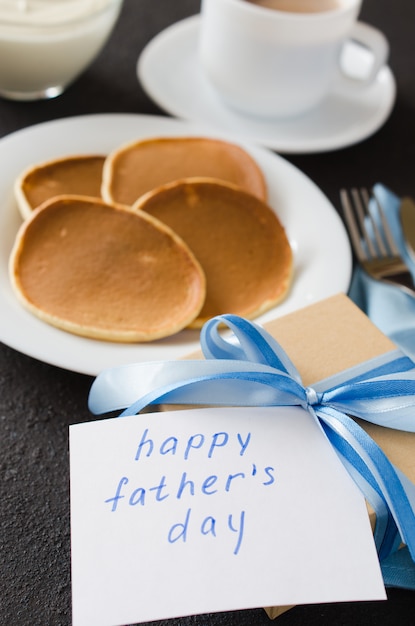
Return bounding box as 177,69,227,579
1,1,415,624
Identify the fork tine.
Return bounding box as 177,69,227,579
350,187,378,258
340,188,367,262
371,188,401,256
358,187,388,257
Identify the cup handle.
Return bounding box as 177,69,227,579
338,21,389,88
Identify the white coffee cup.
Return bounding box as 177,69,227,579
199,0,389,118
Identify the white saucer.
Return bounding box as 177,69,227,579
138,15,396,154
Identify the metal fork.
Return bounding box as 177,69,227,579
340,187,415,297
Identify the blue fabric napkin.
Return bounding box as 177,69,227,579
347,183,415,589
348,183,415,361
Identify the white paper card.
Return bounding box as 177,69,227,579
70,406,385,626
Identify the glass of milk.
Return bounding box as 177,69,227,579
0,0,123,101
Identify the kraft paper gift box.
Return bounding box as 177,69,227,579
185,292,415,620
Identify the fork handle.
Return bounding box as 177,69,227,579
364,257,415,297
384,271,415,297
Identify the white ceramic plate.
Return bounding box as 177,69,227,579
138,15,396,153
0,113,351,375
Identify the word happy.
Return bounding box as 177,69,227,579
133,427,253,461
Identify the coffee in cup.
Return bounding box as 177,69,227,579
244,0,341,13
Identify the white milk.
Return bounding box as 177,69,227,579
0,0,123,99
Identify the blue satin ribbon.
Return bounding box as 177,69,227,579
89,314,415,581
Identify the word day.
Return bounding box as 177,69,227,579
169,508,246,555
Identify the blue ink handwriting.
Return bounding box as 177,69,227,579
105,465,275,512
134,428,251,461
168,508,246,555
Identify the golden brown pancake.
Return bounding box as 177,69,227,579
9,195,206,342
133,178,292,327
15,155,106,219
101,136,267,206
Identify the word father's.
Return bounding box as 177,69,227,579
105,428,276,555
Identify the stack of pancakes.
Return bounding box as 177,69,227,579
9,136,293,342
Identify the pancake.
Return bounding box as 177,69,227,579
101,136,267,206
9,195,206,342
133,178,293,327
15,155,106,219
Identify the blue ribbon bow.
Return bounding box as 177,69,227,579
89,314,415,583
